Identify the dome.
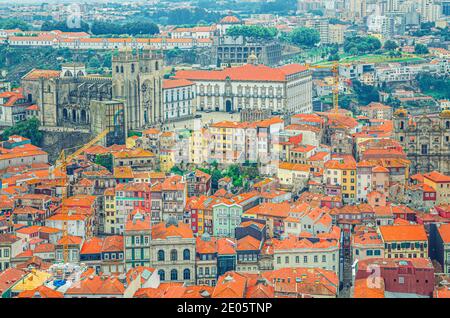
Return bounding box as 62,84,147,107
440,109,450,118
220,15,241,24
394,107,408,117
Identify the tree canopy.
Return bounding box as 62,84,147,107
383,40,398,51
343,36,382,55
226,25,278,40
90,20,159,36
287,27,321,48
417,72,450,99
352,80,380,105
0,18,31,31
414,44,429,55
94,154,113,172
2,118,43,146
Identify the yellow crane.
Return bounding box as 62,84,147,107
51,128,110,263
306,61,340,113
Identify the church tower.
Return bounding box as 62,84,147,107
112,46,163,130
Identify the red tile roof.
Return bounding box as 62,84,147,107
379,224,427,242
175,63,308,83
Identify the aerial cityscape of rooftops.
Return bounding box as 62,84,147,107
0,0,450,301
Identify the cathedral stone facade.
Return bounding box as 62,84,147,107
21,47,163,134
393,108,450,175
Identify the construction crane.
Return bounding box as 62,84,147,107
306,61,340,113
51,128,110,263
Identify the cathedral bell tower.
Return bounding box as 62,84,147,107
112,45,163,131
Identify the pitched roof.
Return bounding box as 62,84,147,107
162,78,194,89
212,272,247,298
65,275,125,296
151,222,193,239
424,171,450,183
438,223,450,244
237,235,262,251
175,63,308,83
80,237,104,255
17,285,63,298
379,224,427,242
0,268,27,295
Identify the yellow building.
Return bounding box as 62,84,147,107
189,127,209,164
378,224,428,259
209,121,246,164
104,187,116,234
160,150,175,173
340,162,357,204
159,131,176,172
423,171,450,205
11,270,52,296
324,159,356,204
126,135,139,149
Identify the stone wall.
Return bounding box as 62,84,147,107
41,130,93,163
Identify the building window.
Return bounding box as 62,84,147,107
183,268,191,280
171,269,178,281
183,249,190,261
158,269,165,281
170,249,178,261
421,144,428,155
158,250,165,261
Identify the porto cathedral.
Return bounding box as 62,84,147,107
21,46,164,135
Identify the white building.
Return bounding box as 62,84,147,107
162,79,195,122
272,235,340,275
174,63,312,115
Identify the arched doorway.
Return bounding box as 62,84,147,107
225,100,232,112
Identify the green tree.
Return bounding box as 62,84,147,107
288,27,320,47
352,80,380,105
0,18,31,30
170,165,185,176
414,44,429,55
343,36,381,55
2,118,43,146
226,25,278,40
384,40,398,51
88,56,101,69
94,154,113,172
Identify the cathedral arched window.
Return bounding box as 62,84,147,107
446,121,450,129
400,121,404,130
120,66,124,73
131,64,135,73
116,66,119,73
155,61,159,71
